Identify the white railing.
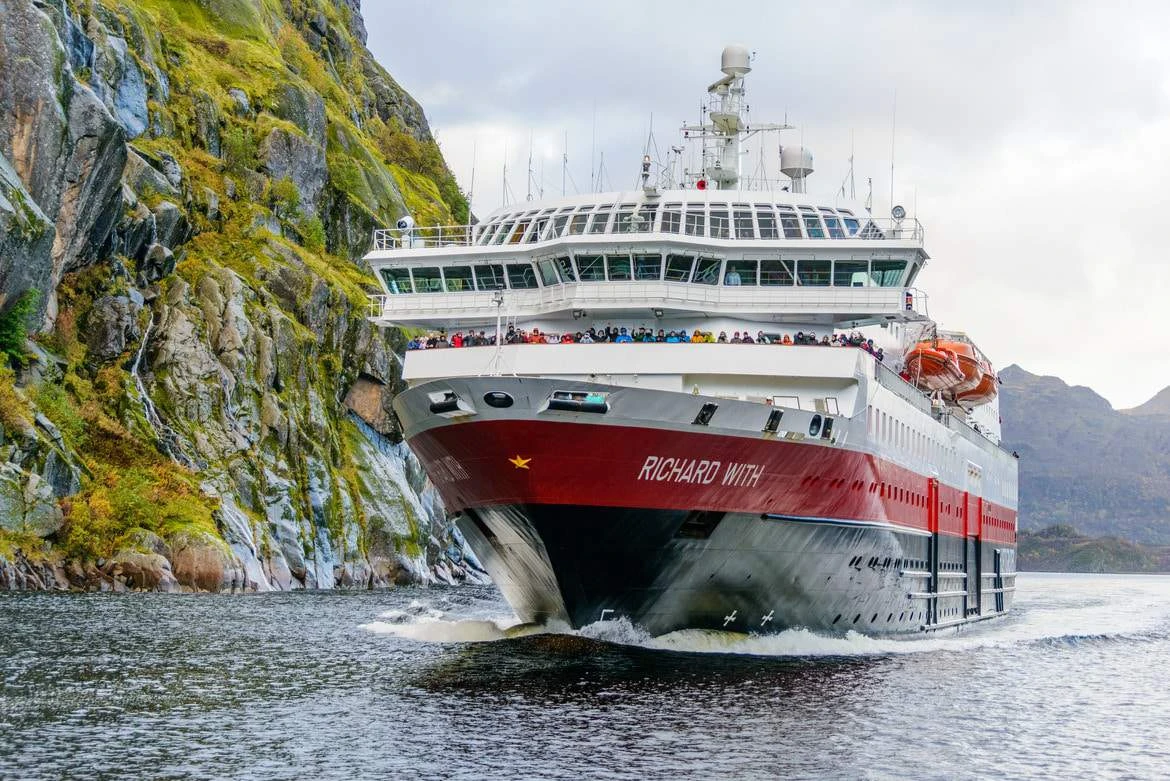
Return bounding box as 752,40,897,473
369,283,930,321
371,216,924,252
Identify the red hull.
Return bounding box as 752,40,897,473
409,419,1016,545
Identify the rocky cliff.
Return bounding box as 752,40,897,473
0,0,482,591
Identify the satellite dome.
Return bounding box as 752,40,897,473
721,44,751,77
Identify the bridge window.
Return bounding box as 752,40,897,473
664,254,694,282
510,218,532,244
760,259,794,286
685,207,705,236
527,214,552,242
834,260,870,287
733,204,755,239
710,208,730,239
820,208,845,239
506,263,539,289
614,204,638,233
634,254,662,280
443,265,474,292
840,210,860,235
724,259,758,286
756,205,778,239
693,257,721,285
587,205,613,234
605,254,632,281
475,221,499,245
778,207,803,238
576,254,605,281
474,264,505,291
870,259,907,286
380,267,413,294
566,212,589,235
551,212,571,238
554,256,577,282
536,258,560,286
800,208,825,238
413,266,444,293
490,219,515,244
662,204,683,233
797,260,831,286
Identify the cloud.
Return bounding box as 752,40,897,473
364,0,1170,408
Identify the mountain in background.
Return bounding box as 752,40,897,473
999,365,1170,544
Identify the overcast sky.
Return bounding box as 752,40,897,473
364,1,1170,409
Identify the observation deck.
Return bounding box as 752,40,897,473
365,191,929,331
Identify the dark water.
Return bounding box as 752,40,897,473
3,574,1170,780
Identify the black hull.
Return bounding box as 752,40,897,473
459,504,1015,637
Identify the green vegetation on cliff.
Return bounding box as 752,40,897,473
0,0,471,590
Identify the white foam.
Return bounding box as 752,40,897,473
360,575,1170,656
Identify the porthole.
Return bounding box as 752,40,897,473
483,391,514,408
809,414,823,437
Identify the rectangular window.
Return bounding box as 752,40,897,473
528,216,551,242
606,254,632,281
476,221,499,246
536,258,560,286
840,210,860,236
664,254,694,282
634,253,662,281
685,207,705,237
693,257,721,285
552,213,571,238
638,204,657,232
723,259,758,286
796,259,831,286
587,206,614,234
662,204,683,233
778,207,802,238
510,219,532,244
710,208,729,239
800,208,825,238
833,260,870,287
820,209,845,239
567,213,589,235
756,205,778,239
506,263,539,289
443,265,474,292
870,259,907,287
614,204,638,233
491,220,516,244
760,259,794,286
576,254,605,281
474,264,505,291
554,256,577,283
733,204,755,239
412,266,444,293
381,267,413,294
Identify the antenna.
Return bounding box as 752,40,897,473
501,140,507,206
562,130,567,197
526,131,533,201
468,139,477,221
889,89,897,212
590,103,597,193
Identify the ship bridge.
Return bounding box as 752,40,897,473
365,190,930,331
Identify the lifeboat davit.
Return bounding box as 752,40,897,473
903,341,965,392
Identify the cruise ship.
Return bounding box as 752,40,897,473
366,46,1018,636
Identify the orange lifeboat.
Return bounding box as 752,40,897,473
903,341,965,391
932,339,984,396
955,362,998,406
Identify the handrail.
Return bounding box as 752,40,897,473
372,216,925,251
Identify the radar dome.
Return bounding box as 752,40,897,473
780,146,814,178
721,44,751,77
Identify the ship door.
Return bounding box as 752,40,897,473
993,550,1005,613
